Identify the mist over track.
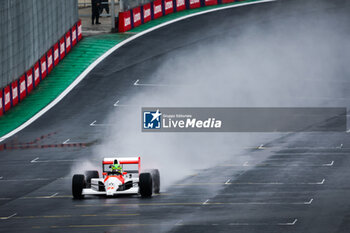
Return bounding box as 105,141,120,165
0,0,350,232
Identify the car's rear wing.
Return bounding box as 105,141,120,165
103,157,141,174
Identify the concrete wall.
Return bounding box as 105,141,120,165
0,0,78,87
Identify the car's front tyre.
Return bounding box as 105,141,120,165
72,174,86,199
139,173,153,197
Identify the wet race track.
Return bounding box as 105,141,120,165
1,0,350,232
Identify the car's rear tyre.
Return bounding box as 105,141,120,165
72,174,86,199
150,169,160,194
139,173,153,197
85,170,99,188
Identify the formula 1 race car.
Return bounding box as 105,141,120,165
72,157,160,199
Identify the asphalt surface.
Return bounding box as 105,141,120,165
1,0,350,232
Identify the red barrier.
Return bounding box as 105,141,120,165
0,19,83,116
40,55,47,79
11,81,19,107
19,75,26,100
77,19,82,41
33,62,40,88
204,0,218,5
47,49,53,74
65,31,71,53
72,25,77,46
118,11,132,32
3,86,11,112
0,91,3,116
152,0,163,19
27,68,34,94
133,7,142,27
163,0,174,15
53,43,59,66
59,37,65,60
143,3,152,23
189,0,201,8
175,0,186,11
222,0,235,3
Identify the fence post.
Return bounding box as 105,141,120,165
120,0,124,12
111,0,116,32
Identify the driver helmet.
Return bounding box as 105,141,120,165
111,159,122,173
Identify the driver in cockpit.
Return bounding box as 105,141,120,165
110,160,123,175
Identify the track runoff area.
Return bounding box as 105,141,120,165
1,0,350,232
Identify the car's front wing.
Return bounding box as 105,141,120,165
82,187,139,195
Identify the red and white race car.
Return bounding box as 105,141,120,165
72,157,160,199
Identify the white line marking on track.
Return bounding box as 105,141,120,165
177,178,326,186
0,213,17,220
224,200,311,205
223,162,334,167
113,100,120,106
113,100,139,107
35,193,60,199
278,218,298,226
134,79,188,87
133,79,188,87
175,220,183,226
31,157,39,163
89,120,114,127
203,199,209,205
323,161,334,166
304,198,313,205
256,146,349,150
0,0,275,143
228,218,298,226
228,223,245,225
303,179,325,185
336,144,343,149
77,199,313,208
316,178,325,185
0,178,50,182
49,193,59,198
30,159,80,163
63,139,70,144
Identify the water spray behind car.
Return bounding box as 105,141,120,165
90,2,350,191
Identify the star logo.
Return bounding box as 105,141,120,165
151,109,162,122
143,109,162,129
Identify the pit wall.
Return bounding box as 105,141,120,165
118,0,239,32
0,20,83,116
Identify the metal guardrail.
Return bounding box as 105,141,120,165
122,0,152,11
78,0,150,12
78,0,119,8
